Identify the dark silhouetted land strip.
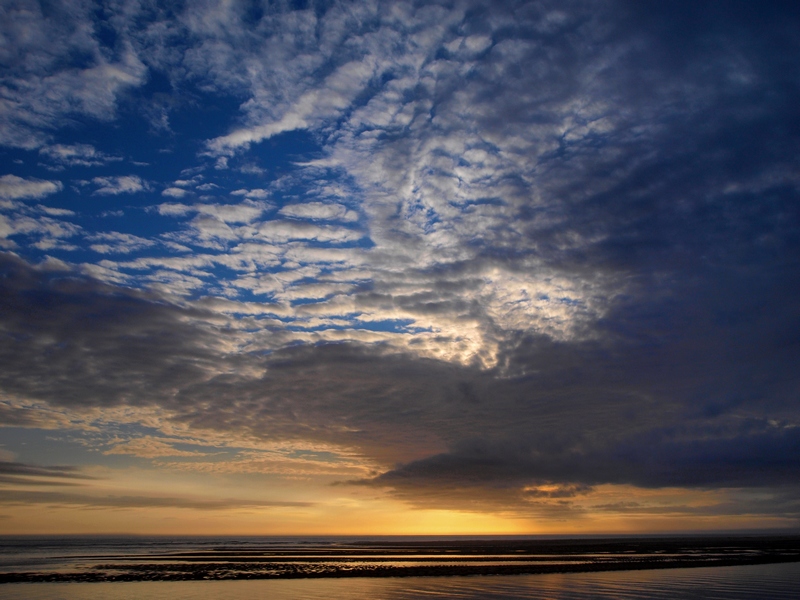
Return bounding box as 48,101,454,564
3,535,799,583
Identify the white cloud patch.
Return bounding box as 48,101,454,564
172,178,201,188
92,176,147,195
37,206,75,217
0,175,62,200
257,221,362,244
279,202,358,222
276,282,355,302
231,188,269,199
88,231,156,254
156,203,192,217
162,187,189,198
0,213,80,247
158,200,266,224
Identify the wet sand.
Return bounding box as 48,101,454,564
3,536,799,583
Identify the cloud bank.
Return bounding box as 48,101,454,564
1,0,799,527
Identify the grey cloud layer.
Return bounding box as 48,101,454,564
2,251,799,515
0,490,312,510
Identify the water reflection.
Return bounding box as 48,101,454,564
2,562,799,600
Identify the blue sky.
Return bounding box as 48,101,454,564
1,0,799,534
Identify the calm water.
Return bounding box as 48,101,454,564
0,562,798,599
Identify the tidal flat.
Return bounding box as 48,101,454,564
2,535,799,583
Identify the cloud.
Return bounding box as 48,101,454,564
256,221,362,244
207,58,378,155
0,460,95,482
2,250,799,517
39,206,75,217
92,176,147,195
160,448,371,478
279,202,358,222
359,425,800,498
39,144,121,167
0,400,73,430
104,437,210,458
0,2,147,148
158,201,266,224
0,490,312,510
88,231,155,254
153,201,271,251
0,252,226,410
231,188,269,199
0,175,62,200
1,1,800,523
275,282,355,302
162,187,190,198
0,212,81,248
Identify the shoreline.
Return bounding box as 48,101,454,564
3,535,799,584
4,554,800,584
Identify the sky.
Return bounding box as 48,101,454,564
1,0,799,535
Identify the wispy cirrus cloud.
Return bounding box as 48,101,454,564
39,144,122,168
207,58,379,155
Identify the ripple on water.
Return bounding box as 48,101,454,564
2,562,800,600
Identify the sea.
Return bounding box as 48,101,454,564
1,535,799,599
